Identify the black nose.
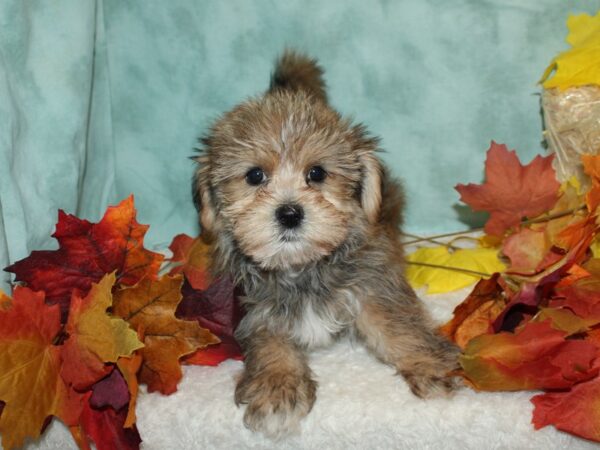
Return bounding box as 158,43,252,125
275,204,304,229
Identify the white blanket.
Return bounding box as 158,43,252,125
32,287,596,450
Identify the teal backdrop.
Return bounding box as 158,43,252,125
1,0,598,293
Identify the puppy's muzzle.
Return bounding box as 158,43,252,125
275,203,304,229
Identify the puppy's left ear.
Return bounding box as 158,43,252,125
192,154,217,233
359,152,382,224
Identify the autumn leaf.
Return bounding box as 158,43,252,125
117,352,143,428
177,277,242,339
60,273,144,391
501,228,549,274
553,270,600,324
460,321,598,391
0,291,10,310
439,275,506,348
90,368,130,411
541,11,600,90
532,372,600,442
406,246,505,294
73,397,142,450
112,275,220,394
582,154,600,212
532,307,596,335
0,287,85,450
177,277,244,365
168,234,212,290
455,142,560,236
5,196,164,320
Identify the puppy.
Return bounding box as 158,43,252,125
193,51,460,438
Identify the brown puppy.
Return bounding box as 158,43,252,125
193,51,460,438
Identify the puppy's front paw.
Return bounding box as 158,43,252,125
235,371,317,439
400,339,462,398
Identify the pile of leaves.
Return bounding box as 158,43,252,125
0,196,242,450
407,141,600,442
406,10,600,442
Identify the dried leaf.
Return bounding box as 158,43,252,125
439,275,506,349
112,275,219,394
460,321,598,391
406,246,505,294
117,352,143,428
90,368,130,411
455,142,560,236
5,196,164,320
0,288,85,449
541,12,600,89
532,373,600,442
502,228,549,274
168,234,212,290
60,273,144,390
76,398,142,450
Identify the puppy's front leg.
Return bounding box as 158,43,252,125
355,284,461,398
235,330,316,438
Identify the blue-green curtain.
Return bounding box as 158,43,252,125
1,0,598,293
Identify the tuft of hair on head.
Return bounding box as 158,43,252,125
269,50,328,103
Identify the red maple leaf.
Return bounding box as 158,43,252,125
5,196,163,320
460,321,598,391
177,277,244,365
531,369,600,442
455,142,560,236
71,395,142,450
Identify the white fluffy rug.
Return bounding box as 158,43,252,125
32,287,596,450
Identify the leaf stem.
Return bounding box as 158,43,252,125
402,205,587,245
402,232,458,250
406,261,493,278
402,229,483,245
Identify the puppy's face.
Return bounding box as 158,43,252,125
195,92,382,270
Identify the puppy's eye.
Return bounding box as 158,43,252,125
307,166,327,183
245,167,266,186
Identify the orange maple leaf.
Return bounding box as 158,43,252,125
112,274,219,394
0,288,85,450
440,275,506,349
5,196,164,320
582,154,600,212
455,142,560,236
167,234,212,290
460,321,598,391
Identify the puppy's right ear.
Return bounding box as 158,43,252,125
269,50,328,103
192,154,217,233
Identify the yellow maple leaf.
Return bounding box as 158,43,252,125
406,246,505,294
60,273,144,390
541,12,600,89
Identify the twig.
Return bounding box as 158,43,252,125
402,232,458,250
406,261,492,277
520,204,586,225
402,229,483,245
402,205,587,246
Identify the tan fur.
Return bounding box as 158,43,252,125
193,52,460,437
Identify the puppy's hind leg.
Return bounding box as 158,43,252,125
355,284,461,398
235,330,317,438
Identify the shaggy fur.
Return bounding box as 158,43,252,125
193,50,460,438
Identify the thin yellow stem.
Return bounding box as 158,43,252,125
402,205,587,246
402,232,458,250
406,261,492,277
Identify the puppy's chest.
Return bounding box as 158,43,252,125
285,288,358,349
